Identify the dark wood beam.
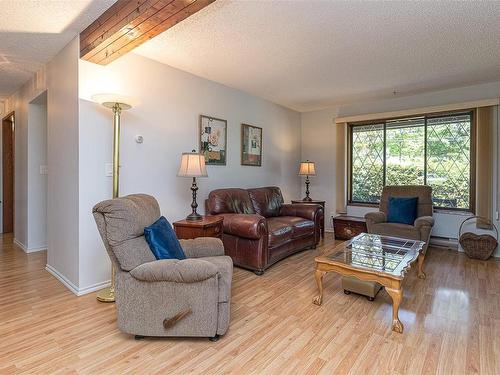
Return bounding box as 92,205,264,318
80,0,215,65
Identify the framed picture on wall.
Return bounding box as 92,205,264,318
199,115,227,165
241,123,262,166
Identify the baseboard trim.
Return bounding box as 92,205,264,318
45,264,79,295
78,280,111,296
45,264,110,296
430,236,459,250
13,238,47,253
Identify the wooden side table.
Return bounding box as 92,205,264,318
291,200,325,238
173,216,223,240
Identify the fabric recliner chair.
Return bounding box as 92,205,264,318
365,185,434,259
92,194,232,341
342,185,434,299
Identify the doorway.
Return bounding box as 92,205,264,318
2,112,15,234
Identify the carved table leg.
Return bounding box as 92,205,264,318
385,286,403,333
417,253,426,279
312,270,326,306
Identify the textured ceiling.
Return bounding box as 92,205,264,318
0,0,116,106
135,1,500,112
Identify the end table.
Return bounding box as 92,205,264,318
291,200,325,238
173,216,223,240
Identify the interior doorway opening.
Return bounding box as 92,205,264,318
2,112,15,234
27,91,48,251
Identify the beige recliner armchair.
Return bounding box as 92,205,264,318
93,194,233,341
366,185,434,261
343,185,434,299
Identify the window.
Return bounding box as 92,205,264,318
349,111,474,210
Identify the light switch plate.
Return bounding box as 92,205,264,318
105,163,113,177
40,165,48,175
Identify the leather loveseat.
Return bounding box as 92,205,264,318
206,186,323,275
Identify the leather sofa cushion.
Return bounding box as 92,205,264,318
283,216,315,238
248,187,284,217
267,216,315,247
207,188,255,214
267,217,293,247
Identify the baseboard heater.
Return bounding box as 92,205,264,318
429,236,459,250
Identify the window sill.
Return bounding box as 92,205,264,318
347,202,378,208
347,204,474,216
433,209,473,216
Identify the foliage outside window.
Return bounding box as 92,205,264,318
349,112,473,210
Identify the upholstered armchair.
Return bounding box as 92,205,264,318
365,185,434,278
93,194,232,341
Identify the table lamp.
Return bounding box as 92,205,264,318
299,160,316,201
177,150,208,220
91,93,137,303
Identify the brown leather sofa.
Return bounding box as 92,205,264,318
206,186,323,275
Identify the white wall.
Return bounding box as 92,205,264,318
300,107,339,229
27,91,48,251
77,53,302,291
45,38,80,289
302,81,500,256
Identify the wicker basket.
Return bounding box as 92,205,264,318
459,216,498,260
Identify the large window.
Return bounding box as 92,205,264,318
349,111,474,210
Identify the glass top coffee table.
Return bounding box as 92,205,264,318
313,233,425,333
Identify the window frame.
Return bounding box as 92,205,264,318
347,109,476,213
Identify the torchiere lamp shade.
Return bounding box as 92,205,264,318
299,161,316,176
177,151,208,177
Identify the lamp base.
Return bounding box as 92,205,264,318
186,212,203,221
96,286,115,302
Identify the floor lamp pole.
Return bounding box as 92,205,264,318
97,102,128,303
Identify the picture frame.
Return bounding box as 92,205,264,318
241,123,262,166
199,115,227,165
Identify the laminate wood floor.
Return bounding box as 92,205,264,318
1,233,499,374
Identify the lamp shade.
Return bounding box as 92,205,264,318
177,151,208,177
91,93,140,110
299,160,316,176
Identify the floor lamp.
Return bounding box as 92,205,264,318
92,93,135,303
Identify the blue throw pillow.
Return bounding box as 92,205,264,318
144,216,186,260
387,197,418,225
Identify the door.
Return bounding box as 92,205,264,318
2,112,14,233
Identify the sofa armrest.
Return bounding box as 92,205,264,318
279,203,323,222
220,213,267,240
180,237,224,258
414,216,435,229
365,211,387,226
130,259,218,283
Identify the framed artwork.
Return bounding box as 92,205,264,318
241,123,262,166
200,115,227,165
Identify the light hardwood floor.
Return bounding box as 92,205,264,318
1,233,500,374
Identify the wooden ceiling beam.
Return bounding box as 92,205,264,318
80,0,215,65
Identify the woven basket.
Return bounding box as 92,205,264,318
459,216,498,260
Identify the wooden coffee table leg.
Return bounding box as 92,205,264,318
417,253,426,279
312,270,326,306
385,286,403,333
